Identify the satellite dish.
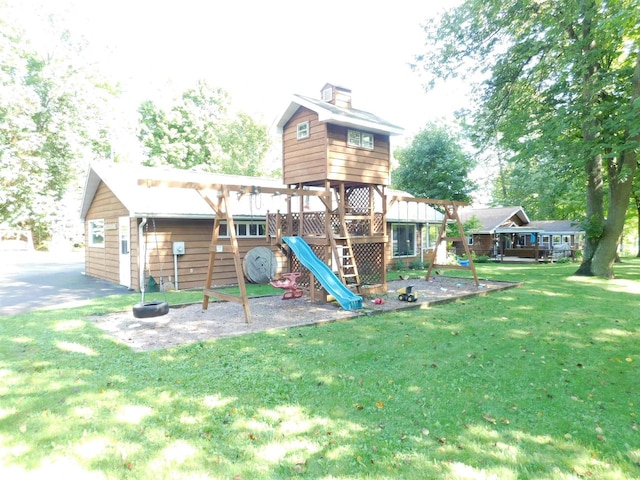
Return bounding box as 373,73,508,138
243,247,277,284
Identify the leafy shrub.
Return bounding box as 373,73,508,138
474,255,491,263
393,258,407,271
410,259,425,270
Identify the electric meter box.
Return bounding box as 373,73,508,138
173,241,185,255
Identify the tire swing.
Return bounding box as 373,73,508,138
133,218,170,319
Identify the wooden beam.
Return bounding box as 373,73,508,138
138,179,330,199
386,195,469,208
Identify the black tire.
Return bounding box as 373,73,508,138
398,294,404,301
132,301,170,319
407,295,416,302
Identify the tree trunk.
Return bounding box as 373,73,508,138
576,51,640,277
590,172,634,277
578,50,640,277
636,195,640,257
575,152,604,276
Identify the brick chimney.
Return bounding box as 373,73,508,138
321,83,352,109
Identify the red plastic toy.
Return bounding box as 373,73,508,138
270,272,304,300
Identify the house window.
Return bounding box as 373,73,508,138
467,235,474,246
347,129,374,150
423,225,440,249
297,121,309,140
322,86,332,102
392,224,416,257
88,219,105,247
218,221,266,238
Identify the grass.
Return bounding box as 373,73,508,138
1,260,639,479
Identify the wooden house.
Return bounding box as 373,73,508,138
457,206,584,260
80,163,289,291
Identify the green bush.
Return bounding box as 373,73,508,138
410,259,425,270
393,258,407,271
474,255,491,263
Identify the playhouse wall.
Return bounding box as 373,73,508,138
326,124,390,185
282,107,328,185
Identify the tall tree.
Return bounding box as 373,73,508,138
391,123,476,202
0,4,113,244
137,81,271,176
416,0,640,278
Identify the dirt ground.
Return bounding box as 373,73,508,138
89,275,518,352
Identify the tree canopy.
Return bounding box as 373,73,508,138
391,123,476,203
0,5,113,243
416,0,640,277
137,81,271,176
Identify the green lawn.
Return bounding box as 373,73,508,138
1,260,639,479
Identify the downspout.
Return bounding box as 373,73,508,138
138,217,147,300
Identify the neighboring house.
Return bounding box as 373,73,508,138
457,206,584,260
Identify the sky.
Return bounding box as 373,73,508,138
13,0,468,145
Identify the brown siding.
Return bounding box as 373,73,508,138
136,219,287,291
84,182,129,285
327,125,390,185
282,107,328,185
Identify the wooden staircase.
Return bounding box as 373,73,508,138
426,203,479,286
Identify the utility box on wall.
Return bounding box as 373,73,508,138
173,241,185,255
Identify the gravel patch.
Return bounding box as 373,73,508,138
89,275,518,352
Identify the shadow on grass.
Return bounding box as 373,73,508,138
0,260,638,478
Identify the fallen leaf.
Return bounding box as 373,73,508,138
354,403,364,410
376,401,384,408
483,414,497,424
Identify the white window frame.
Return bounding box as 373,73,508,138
218,221,266,238
467,235,474,246
361,132,374,149
322,86,333,102
347,129,374,150
392,223,416,257
88,219,105,248
297,121,309,140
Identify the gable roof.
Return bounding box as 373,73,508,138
80,163,286,221
275,94,404,136
458,206,530,233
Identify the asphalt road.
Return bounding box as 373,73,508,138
0,249,131,316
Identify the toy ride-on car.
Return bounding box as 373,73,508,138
397,285,418,302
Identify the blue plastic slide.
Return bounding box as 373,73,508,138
282,236,363,311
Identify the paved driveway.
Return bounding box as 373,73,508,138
0,250,131,316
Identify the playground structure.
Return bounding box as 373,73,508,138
137,83,478,323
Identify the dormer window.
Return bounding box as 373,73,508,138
297,121,309,140
348,129,374,150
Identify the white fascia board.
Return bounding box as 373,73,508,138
275,96,404,136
